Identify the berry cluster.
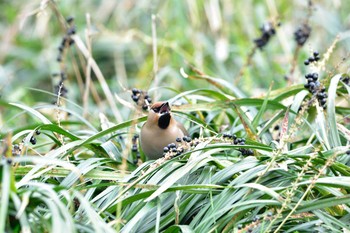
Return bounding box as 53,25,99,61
304,51,320,65
163,142,184,156
180,136,192,143
29,130,41,145
316,87,328,109
53,17,75,102
131,88,152,110
131,134,140,164
57,17,76,62
304,73,327,109
254,22,276,49
294,24,311,46
304,72,320,94
163,136,199,156
223,133,254,156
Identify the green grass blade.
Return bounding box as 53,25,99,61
327,74,342,147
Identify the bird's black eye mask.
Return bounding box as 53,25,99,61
158,112,171,129
152,107,161,113
152,103,171,114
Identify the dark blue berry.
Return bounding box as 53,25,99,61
7,158,12,164
30,136,36,145
132,95,139,102
132,88,140,95
132,145,138,152
309,82,316,88
66,16,74,23
67,26,76,35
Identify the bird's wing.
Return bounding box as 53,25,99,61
177,121,188,136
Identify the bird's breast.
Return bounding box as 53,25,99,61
140,124,186,160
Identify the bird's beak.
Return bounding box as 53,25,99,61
159,102,170,114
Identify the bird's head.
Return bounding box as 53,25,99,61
147,102,172,129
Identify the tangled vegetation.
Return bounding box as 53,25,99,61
1,1,350,232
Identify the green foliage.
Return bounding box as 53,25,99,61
1,1,350,233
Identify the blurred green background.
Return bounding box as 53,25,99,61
1,0,350,127
1,1,350,232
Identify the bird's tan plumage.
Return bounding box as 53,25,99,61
140,102,187,160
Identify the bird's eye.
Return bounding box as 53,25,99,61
152,107,161,113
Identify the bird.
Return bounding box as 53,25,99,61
140,101,188,160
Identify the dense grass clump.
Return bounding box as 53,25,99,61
1,1,350,232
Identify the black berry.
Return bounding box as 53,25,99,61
30,136,36,145
132,95,139,102
294,24,311,46
132,88,140,95
67,26,76,35
254,22,276,49
132,145,138,152
66,16,74,23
